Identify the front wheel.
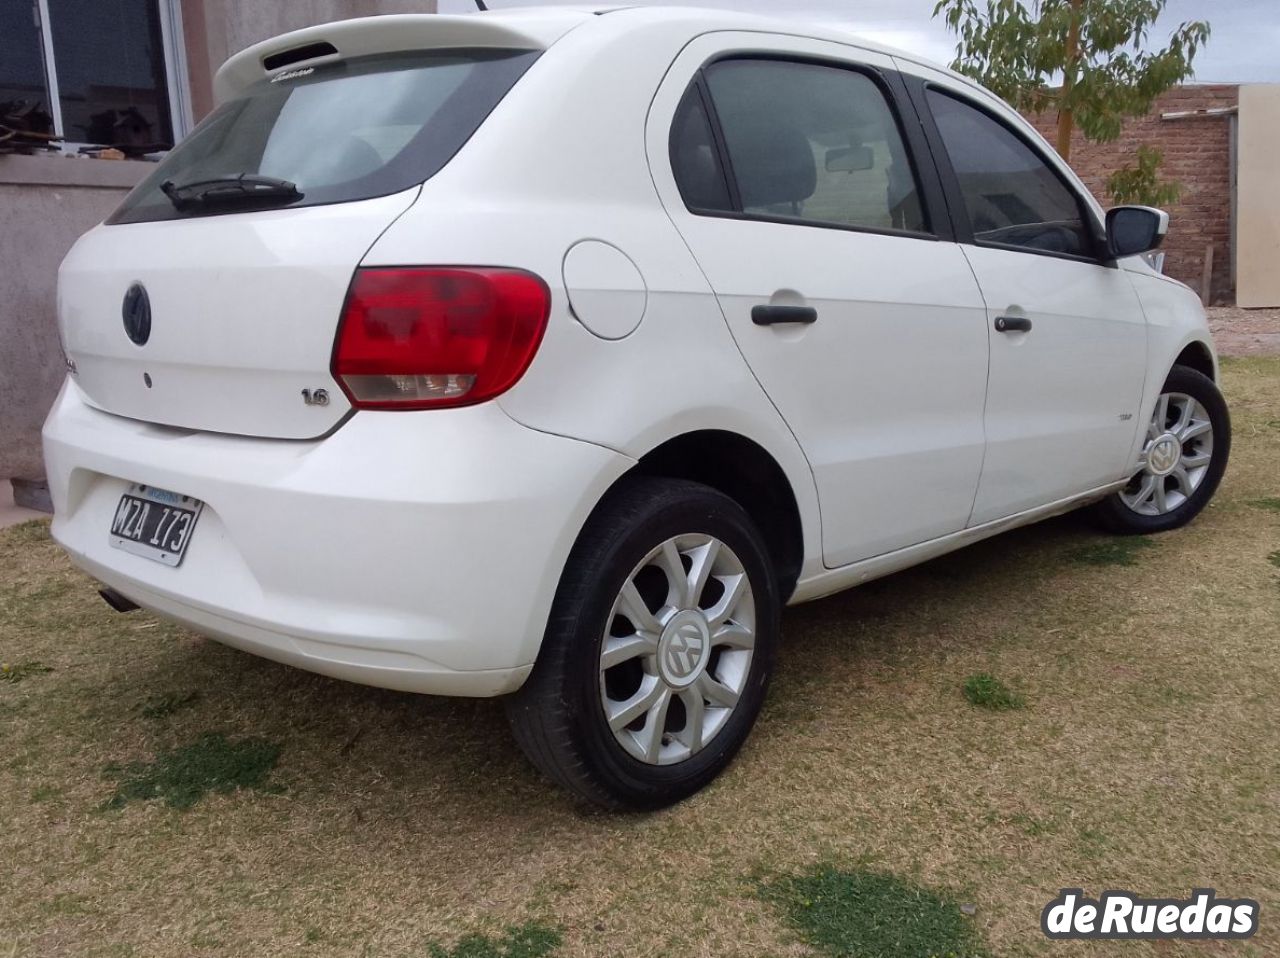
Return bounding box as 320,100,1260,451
1090,364,1231,535
505,478,779,810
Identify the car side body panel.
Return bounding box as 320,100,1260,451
646,34,992,568
893,58,1215,521
362,14,829,588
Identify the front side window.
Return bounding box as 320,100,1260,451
109,48,538,224
673,58,927,234
926,89,1094,258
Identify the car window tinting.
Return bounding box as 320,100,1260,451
670,87,732,213
108,49,538,225
699,59,927,234
926,89,1093,258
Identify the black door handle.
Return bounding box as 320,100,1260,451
752,305,818,326
994,315,1033,333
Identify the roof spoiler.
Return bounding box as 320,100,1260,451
213,12,591,103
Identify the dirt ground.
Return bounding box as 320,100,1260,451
3,357,1279,958
1208,306,1280,357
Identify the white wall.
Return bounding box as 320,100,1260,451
1237,84,1280,308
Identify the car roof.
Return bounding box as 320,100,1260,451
567,6,973,86
215,4,972,104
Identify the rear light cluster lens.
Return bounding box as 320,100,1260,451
332,267,551,410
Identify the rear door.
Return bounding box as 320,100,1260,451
904,71,1147,524
650,35,990,567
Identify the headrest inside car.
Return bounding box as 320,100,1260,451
722,118,817,209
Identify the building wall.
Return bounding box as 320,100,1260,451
0,156,150,490
0,0,438,496
1025,85,1239,305
1237,85,1280,308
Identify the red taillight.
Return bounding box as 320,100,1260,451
332,267,551,410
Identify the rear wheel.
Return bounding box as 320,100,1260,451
505,477,779,810
1090,365,1230,534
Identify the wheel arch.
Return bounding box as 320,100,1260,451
621,429,805,600
1173,339,1217,382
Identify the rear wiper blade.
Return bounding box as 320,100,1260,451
160,173,302,211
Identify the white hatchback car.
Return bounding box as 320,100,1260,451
44,6,1230,808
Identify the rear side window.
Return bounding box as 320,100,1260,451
926,89,1094,258
109,49,538,225
674,58,927,235
669,88,732,213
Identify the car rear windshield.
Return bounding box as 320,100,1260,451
108,48,538,225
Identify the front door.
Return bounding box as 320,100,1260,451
915,80,1148,525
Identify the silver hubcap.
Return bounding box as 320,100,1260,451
599,534,755,766
1120,391,1214,516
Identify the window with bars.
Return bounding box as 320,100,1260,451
0,0,191,156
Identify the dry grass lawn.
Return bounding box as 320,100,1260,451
2,358,1279,957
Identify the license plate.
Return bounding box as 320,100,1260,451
108,484,203,567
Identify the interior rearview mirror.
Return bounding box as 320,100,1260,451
1106,206,1169,259
825,145,875,173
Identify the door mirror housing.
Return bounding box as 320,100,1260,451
1106,206,1169,259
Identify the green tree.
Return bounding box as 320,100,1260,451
934,0,1209,204
1106,144,1181,206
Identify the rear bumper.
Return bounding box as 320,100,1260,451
42,380,632,696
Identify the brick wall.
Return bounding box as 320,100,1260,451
1025,85,1238,304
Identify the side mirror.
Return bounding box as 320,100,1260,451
825,145,875,173
1106,206,1169,259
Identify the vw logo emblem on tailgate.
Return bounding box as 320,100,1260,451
122,283,151,346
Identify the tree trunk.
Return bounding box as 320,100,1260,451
1056,0,1083,160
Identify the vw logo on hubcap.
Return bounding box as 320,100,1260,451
1148,434,1181,476
122,283,151,346
665,624,704,679
657,610,711,688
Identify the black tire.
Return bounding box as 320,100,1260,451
1089,364,1230,535
505,477,780,810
